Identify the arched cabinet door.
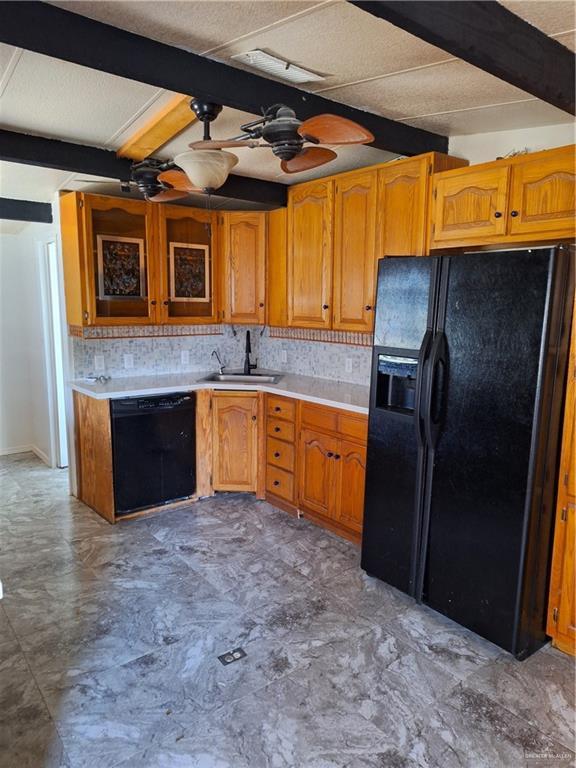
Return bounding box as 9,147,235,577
335,439,367,535
508,146,576,238
221,212,266,324
299,428,338,517
212,393,258,491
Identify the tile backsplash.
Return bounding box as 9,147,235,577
71,325,372,385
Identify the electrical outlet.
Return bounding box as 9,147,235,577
94,354,105,372
280,349,288,364
123,354,134,370
181,350,190,365
345,358,353,373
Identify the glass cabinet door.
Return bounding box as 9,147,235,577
158,205,217,324
83,195,157,324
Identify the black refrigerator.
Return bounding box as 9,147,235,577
362,246,573,659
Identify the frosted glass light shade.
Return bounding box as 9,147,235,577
173,150,238,191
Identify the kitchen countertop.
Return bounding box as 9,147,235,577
70,371,370,415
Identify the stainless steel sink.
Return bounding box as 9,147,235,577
201,372,282,384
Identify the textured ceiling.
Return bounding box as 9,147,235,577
0,0,574,205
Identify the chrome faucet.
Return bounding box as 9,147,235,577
211,349,226,374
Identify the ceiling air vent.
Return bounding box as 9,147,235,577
231,50,325,84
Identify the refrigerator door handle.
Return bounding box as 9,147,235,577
424,331,448,450
413,329,433,447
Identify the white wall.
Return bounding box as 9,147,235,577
449,122,575,165
0,222,57,462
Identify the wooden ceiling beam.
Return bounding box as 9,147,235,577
350,1,576,115
0,197,53,223
117,94,197,161
0,1,447,157
0,129,288,206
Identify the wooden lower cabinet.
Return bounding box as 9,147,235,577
547,303,576,655
74,391,115,523
299,428,339,518
335,439,367,536
212,392,259,492
298,403,367,542
265,394,298,511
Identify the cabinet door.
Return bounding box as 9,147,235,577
212,393,258,491
82,194,157,325
222,212,266,324
335,439,366,535
158,205,217,324
333,171,377,331
287,180,333,328
299,428,338,517
508,147,576,238
431,166,510,244
377,156,430,256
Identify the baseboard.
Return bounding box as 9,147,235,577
31,445,51,466
0,444,34,456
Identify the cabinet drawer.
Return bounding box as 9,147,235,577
267,417,295,443
267,395,296,422
267,437,295,472
338,413,368,442
266,465,294,502
301,402,338,433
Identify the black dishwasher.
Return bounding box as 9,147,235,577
111,393,196,516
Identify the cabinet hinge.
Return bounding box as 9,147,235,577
79,199,84,208
561,506,567,521
564,473,569,487
552,607,559,623
428,164,432,176
209,474,212,485
433,187,437,200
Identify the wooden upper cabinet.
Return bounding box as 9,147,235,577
157,204,217,324
212,392,258,492
62,193,157,326
221,212,266,324
287,179,333,329
266,208,288,327
333,171,377,332
335,439,367,535
508,146,576,237
377,156,431,256
299,428,338,517
431,165,510,244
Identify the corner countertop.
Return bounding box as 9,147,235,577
70,371,370,415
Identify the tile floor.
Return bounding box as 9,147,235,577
0,453,574,768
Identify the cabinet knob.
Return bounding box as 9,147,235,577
274,426,281,432
273,451,280,458
334,454,341,460
510,210,519,217
259,302,264,308
163,300,169,306
150,300,157,306
322,304,329,310
327,451,334,458
274,406,281,412
252,415,257,422
494,211,502,218
365,305,372,311
273,480,280,487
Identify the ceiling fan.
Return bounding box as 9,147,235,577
158,99,375,194
77,98,374,201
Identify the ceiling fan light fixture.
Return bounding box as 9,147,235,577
173,150,238,192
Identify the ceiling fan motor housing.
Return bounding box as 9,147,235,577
262,105,304,160
131,162,165,199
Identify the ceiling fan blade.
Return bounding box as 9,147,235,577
298,114,374,145
281,147,337,174
188,139,263,150
157,169,200,192
148,188,189,202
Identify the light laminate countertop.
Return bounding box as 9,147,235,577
70,371,370,415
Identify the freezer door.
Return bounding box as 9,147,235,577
422,248,564,654
362,257,439,594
